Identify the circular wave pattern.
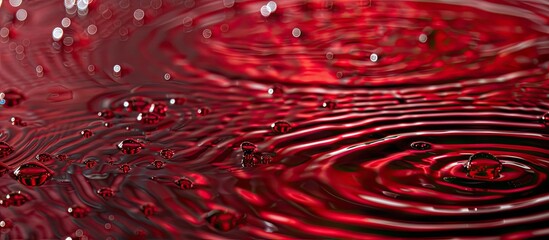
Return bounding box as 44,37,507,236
1,0,549,239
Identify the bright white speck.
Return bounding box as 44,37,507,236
9,0,21,7
87,24,97,35
113,65,121,73
15,9,27,21
77,0,88,11
419,33,428,43
370,53,378,62
134,9,145,21
62,17,71,28
292,28,301,38
164,73,171,80
52,27,64,41
202,29,212,39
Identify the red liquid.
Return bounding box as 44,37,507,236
1,0,549,239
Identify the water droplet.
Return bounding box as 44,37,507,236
169,97,186,105
2,89,26,107
148,160,163,169
410,141,432,150
160,149,175,159
241,154,258,167
370,53,379,62
3,191,29,207
292,28,302,38
123,97,152,112
117,139,144,154
419,33,428,43
97,188,115,198
175,178,193,189
322,100,337,109
197,107,211,116
36,153,55,163
271,120,292,134
13,162,53,186
61,17,71,28
163,73,171,81
133,9,145,21
9,117,26,126
0,219,13,230
0,142,14,158
80,129,93,138
260,152,275,164
240,142,256,155
85,160,97,168
57,154,68,161
104,122,113,128
15,9,27,22
119,164,131,173
542,112,549,127
465,152,502,180
141,203,156,217
98,110,114,119
137,112,161,124
68,205,89,218
148,102,168,115
52,27,63,41
205,210,243,232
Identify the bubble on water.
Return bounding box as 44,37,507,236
205,210,243,232
271,120,292,134
119,164,131,173
3,191,28,207
419,33,428,43
410,141,432,150
370,53,378,62
465,152,502,180
57,154,68,161
148,102,168,115
98,110,114,119
80,129,93,138
68,205,89,218
169,97,186,105
113,64,122,77
160,149,175,159
61,17,71,28
134,9,145,21
87,24,97,35
0,162,9,177
36,153,54,163
137,112,161,124
52,27,64,41
104,122,113,128
13,162,53,186
240,142,256,155
15,9,27,22
97,188,115,199
326,52,334,60
150,160,165,169
163,73,171,81
141,203,156,217
202,29,212,39
0,142,15,158
292,28,301,38
322,100,337,109
197,107,210,116
175,178,193,189
268,85,283,96
9,0,21,7
85,159,96,168
124,97,152,112
117,139,145,154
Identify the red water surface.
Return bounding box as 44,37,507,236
1,0,549,239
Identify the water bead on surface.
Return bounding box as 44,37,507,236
268,85,284,96
119,164,131,173
3,191,29,207
117,139,145,154
148,102,168,115
205,210,243,232
322,100,337,109
410,141,432,150
36,153,54,163
98,110,114,119
240,142,256,155
197,107,211,116
175,178,193,189
0,142,14,158
137,112,161,124
271,120,292,134
1,89,26,107
542,112,549,127
85,160,97,168
80,129,93,138
123,97,152,112
9,116,26,126
465,152,502,180
13,162,53,186
160,149,175,159
141,203,157,217
150,160,165,169
97,188,115,199
68,205,90,218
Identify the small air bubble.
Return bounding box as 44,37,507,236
134,9,145,21
419,33,428,43
0,27,9,38
326,52,334,60
9,0,21,7
113,64,121,74
15,9,27,22
62,17,71,28
370,53,378,62
202,29,212,39
164,73,171,80
52,27,64,41
87,24,97,35
292,28,301,38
